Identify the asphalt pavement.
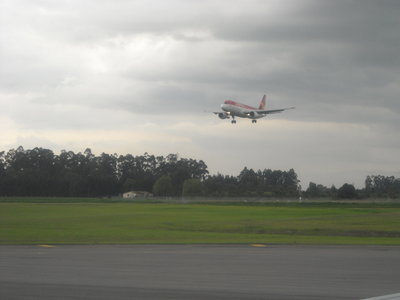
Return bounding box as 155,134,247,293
0,245,399,299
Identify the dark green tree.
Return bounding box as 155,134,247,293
337,183,358,199
305,182,331,198
182,178,204,197
153,175,174,196
364,175,400,198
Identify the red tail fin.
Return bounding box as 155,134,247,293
258,95,266,109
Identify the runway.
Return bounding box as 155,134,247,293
1,245,399,299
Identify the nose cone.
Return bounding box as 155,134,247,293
221,104,228,111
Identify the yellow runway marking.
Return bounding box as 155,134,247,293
38,245,56,248
251,244,266,247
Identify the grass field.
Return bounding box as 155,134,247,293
1,200,399,245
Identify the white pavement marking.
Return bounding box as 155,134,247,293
362,293,400,300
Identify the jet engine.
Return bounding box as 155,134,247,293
218,112,229,119
247,111,260,118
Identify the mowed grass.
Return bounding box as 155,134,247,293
1,203,400,245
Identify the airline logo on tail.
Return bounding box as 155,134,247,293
258,95,266,110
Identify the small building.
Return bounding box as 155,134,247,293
122,191,153,199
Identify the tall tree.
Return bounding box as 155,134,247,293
337,183,358,199
182,178,204,197
153,175,174,196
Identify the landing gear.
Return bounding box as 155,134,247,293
231,116,236,124
252,119,257,123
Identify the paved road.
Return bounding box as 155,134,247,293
0,245,399,299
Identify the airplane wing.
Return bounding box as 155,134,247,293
213,111,232,115
257,107,295,115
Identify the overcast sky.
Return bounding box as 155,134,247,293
1,0,399,188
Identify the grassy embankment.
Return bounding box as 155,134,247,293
0,198,399,245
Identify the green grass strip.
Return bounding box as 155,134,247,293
1,203,399,245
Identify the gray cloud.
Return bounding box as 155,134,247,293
1,0,400,187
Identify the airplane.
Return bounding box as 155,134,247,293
214,94,295,124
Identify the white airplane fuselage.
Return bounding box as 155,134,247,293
221,101,263,119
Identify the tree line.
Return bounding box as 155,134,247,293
304,175,400,199
0,147,207,197
0,146,398,199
